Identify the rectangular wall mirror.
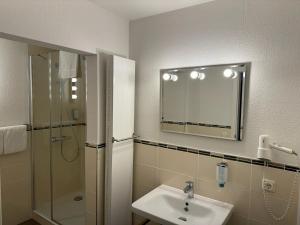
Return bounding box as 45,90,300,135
160,63,249,141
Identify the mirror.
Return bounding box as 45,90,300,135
160,63,249,140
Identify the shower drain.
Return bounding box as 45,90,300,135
178,217,187,222
74,195,83,201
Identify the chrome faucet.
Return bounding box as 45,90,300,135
183,181,194,199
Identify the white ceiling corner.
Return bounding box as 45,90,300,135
92,0,215,20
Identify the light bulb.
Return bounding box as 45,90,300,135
72,94,78,100
163,73,171,81
72,86,77,91
198,72,206,80
231,71,238,79
171,75,178,82
190,71,199,79
223,69,234,78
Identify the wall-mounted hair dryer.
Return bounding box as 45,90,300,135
257,135,297,161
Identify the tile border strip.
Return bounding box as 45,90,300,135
31,122,86,131
134,139,300,172
85,142,106,149
161,121,231,129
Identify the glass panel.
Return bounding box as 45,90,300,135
31,54,51,218
49,52,86,225
31,51,86,225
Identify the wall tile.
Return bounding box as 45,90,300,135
158,147,197,177
134,164,158,189
158,169,194,190
249,191,298,225
227,160,251,190
251,164,299,199
134,143,158,167
227,214,248,225
133,143,299,225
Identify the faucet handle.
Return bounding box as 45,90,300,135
185,181,193,187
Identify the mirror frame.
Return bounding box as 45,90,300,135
160,62,250,141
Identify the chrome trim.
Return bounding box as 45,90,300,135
160,62,250,141
112,134,140,143
85,142,106,149
48,52,54,221
29,56,35,211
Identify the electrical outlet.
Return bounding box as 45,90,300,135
262,178,276,192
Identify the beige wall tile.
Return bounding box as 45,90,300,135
133,182,157,201
0,148,32,225
134,164,158,189
251,165,299,199
134,143,158,167
158,169,194,190
247,219,269,225
161,123,185,133
86,192,97,214
197,154,220,181
227,160,251,190
1,179,32,225
158,147,197,177
97,149,105,225
227,214,248,225
132,143,299,225
186,125,232,139
85,147,97,194
85,147,97,225
86,212,97,225
249,191,298,225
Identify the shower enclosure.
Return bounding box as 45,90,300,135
30,50,86,225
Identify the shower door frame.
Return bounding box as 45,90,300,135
30,51,87,225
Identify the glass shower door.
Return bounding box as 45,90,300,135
49,52,86,225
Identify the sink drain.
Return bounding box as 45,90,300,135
178,217,187,222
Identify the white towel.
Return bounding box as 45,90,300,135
0,127,4,155
59,51,79,79
3,125,27,155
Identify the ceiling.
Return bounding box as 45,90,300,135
91,0,215,20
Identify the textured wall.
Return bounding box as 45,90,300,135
0,38,31,225
0,0,129,56
130,0,300,166
0,39,29,127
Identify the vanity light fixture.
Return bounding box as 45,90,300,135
71,77,78,100
190,71,199,79
163,73,178,82
163,73,171,81
223,68,238,79
223,68,234,78
198,72,206,80
190,71,206,80
171,74,178,82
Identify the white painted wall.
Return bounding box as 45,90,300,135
0,38,32,225
0,38,29,127
0,0,129,56
130,0,300,166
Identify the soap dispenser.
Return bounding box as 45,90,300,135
216,161,228,188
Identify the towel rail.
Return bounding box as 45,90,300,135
112,133,140,143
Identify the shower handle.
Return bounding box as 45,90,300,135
51,136,72,143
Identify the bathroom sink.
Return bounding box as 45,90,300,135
132,185,233,225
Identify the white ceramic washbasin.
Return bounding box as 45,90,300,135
132,185,233,225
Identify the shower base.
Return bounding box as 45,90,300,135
35,191,85,225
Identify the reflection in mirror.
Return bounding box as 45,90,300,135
160,63,249,140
